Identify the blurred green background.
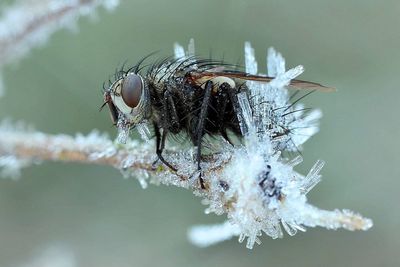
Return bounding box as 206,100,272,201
0,0,398,266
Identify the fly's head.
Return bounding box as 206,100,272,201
102,71,151,142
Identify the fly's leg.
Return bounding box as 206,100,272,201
195,80,213,189
152,89,181,172
216,82,234,145
153,123,177,172
164,90,181,132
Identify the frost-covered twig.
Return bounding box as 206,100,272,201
0,122,373,241
0,121,373,248
0,0,120,96
0,124,205,189
0,40,373,249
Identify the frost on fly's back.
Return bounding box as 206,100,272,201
172,40,373,249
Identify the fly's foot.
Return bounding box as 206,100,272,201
190,169,206,190
151,158,160,170
199,174,206,189
152,156,178,173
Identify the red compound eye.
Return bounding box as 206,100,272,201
121,73,142,108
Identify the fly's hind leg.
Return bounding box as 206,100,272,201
194,80,213,189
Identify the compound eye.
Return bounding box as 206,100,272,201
121,73,142,108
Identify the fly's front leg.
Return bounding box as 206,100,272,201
153,89,181,172
195,80,213,189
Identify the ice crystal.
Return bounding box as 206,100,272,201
188,221,241,248
116,120,130,144
0,155,32,179
136,122,151,142
174,38,195,58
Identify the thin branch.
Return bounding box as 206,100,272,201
0,127,226,190
0,131,152,171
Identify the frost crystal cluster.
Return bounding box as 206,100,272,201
173,40,373,248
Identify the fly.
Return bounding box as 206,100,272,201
101,55,333,189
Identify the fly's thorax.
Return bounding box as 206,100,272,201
149,57,197,92
108,73,151,125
